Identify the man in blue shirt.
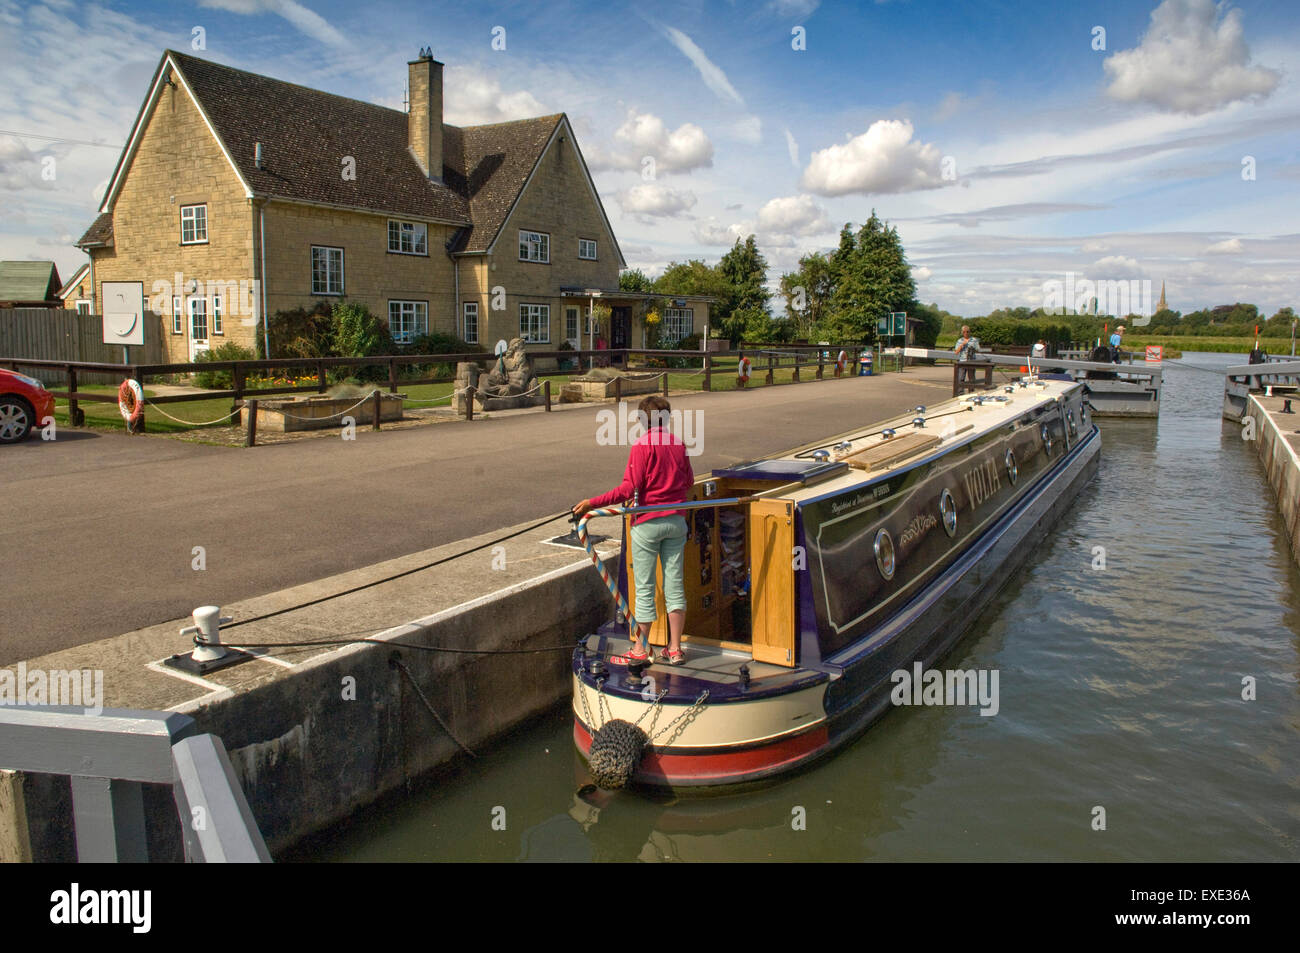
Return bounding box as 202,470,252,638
1109,325,1125,363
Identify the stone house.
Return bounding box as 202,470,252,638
58,264,92,312
75,49,707,363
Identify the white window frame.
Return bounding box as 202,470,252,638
75,300,91,315
311,246,344,295
519,303,550,343
518,230,550,263
180,204,208,244
388,300,428,344
172,296,183,334
662,307,694,345
387,220,428,256
578,238,597,260
565,306,579,343
463,301,479,345
189,296,208,340
211,293,223,336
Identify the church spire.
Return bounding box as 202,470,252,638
1157,281,1167,313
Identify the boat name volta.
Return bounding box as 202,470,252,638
962,457,1003,509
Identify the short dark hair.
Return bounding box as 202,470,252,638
638,394,671,429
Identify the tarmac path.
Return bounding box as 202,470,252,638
0,368,954,664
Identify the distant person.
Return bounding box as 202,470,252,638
954,325,980,384
1109,325,1125,363
1031,339,1047,360
1248,341,1268,365
573,395,694,666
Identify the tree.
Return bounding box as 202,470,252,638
619,268,654,293
780,251,834,338
717,235,771,343
824,212,915,343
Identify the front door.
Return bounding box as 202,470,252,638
188,298,209,362
610,306,631,349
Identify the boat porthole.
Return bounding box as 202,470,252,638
1080,405,1089,427
939,488,957,538
874,529,896,580
1040,423,1053,456
1067,410,1078,437
1005,448,1018,484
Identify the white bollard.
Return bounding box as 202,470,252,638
180,605,234,664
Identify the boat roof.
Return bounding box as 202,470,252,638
719,376,1080,505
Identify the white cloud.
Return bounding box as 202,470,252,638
588,110,713,174
443,66,548,125
913,266,933,280
933,92,966,122
1081,240,1110,253
1103,0,1280,114
659,26,745,106
755,194,829,236
1205,237,1244,254
198,0,348,48
1092,256,1144,277
694,220,745,245
800,119,947,195
784,128,799,167
616,183,697,220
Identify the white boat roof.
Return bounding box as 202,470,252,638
767,376,1080,504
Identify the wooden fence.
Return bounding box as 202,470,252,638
0,308,164,383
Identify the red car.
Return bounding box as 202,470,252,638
0,368,56,443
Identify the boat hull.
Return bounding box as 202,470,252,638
573,389,1101,790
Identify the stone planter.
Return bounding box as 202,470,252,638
243,393,405,432
560,370,663,403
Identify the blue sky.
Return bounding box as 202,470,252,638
2,0,1298,316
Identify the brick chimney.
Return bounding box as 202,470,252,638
408,48,444,181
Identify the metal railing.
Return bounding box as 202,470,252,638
0,706,270,863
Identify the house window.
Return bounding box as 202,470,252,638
662,307,693,345
311,246,344,295
388,300,428,344
578,239,597,260
388,220,428,255
189,297,208,340
565,307,579,342
518,230,549,263
463,302,479,344
212,293,223,335
180,204,208,244
75,300,90,315
519,303,550,343
172,296,182,334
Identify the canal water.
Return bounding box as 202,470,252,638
304,353,1300,862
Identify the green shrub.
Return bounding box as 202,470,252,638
192,341,255,389
331,301,393,381
257,302,333,359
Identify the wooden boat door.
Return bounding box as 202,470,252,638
748,498,796,666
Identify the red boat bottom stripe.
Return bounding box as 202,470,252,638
574,721,829,785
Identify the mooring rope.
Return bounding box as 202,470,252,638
578,506,636,627
389,654,477,758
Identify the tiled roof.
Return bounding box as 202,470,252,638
81,51,583,259
0,260,61,303
77,212,113,248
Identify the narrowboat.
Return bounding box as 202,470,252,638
572,375,1100,790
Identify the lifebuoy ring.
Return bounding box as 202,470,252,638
118,379,144,429
737,356,752,384
835,350,847,374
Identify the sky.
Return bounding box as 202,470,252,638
1,0,1297,317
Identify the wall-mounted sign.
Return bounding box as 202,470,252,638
102,281,144,346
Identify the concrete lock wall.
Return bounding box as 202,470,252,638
1247,396,1300,569
16,559,611,860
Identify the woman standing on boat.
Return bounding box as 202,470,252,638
573,395,694,665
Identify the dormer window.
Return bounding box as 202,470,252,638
388,220,428,255
519,230,549,263
180,204,208,244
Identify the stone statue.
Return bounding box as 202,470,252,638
455,337,544,412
